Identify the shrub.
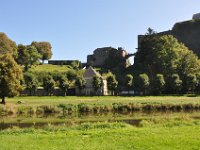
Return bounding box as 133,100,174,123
78,103,92,113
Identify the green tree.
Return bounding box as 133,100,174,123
71,60,80,70
31,41,52,63
0,32,17,58
153,74,165,95
145,27,156,35
93,76,103,95
0,53,23,104
177,49,200,92
16,45,42,71
125,74,133,94
58,76,70,96
16,44,29,65
170,74,182,94
26,46,42,69
24,72,39,96
135,34,200,94
75,76,86,95
66,69,78,81
186,74,197,93
43,75,55,96
107,74,118,95
138,73,150,95
196,74,200,94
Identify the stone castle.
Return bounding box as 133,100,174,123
193,13,200,20
87,47,133,68
48,47,133,69
138,14,200,58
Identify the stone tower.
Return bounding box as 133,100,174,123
193,13,200,19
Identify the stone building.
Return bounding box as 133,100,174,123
76,66,108,96
138,14,200,58
193,13,200,20
87,47,132,68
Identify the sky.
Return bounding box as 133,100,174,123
1,0,200,63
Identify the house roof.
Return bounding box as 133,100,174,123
83,66,101,78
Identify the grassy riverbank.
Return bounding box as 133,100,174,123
1,96,200,116
6,95,200,106
1,96,200,149
1,120,200,150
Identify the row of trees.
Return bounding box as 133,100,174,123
23,71,119,96
24,72,84,96
92,74,118,95
123,73,200,95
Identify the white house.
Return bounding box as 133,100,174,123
76,66,108,96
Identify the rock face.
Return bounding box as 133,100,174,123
138,18,200,58
172,19,200,58
193,13,200,20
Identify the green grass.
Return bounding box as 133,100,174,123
6,95,200,106
1,121,200,150
29,64,72,73
1,96,200,116
2,96,200,149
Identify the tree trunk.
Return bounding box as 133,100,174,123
1,97,5,105
64,90,67,96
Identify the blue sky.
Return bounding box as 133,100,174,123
1,0,200,63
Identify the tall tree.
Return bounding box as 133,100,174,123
58,76,70,96
170,74,182,94
31,41,52,63
107,74,118,95
75,76,86,95
43,75,55,96
185,74,197,93
138,73,150,95
0,53,23,104
145,27,156,35
125,74,133,94
0,32,17,58
196,74,200,94
177,49,200,92
26,46,42,70
24,72,39,96
93,76,103,95
16,45,42,71
153,74,165,95
16,44,29,65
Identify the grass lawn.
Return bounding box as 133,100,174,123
1,96,200,149
1,96,200,117
0,121,200,150
6,95,200,106
29,64,72,73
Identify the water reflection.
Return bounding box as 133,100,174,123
1,111,200,130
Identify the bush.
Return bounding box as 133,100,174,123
78,103,92,113
17,106,34,115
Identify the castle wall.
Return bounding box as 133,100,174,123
138,19,200,58
193,13,200,19
87,47,131,68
